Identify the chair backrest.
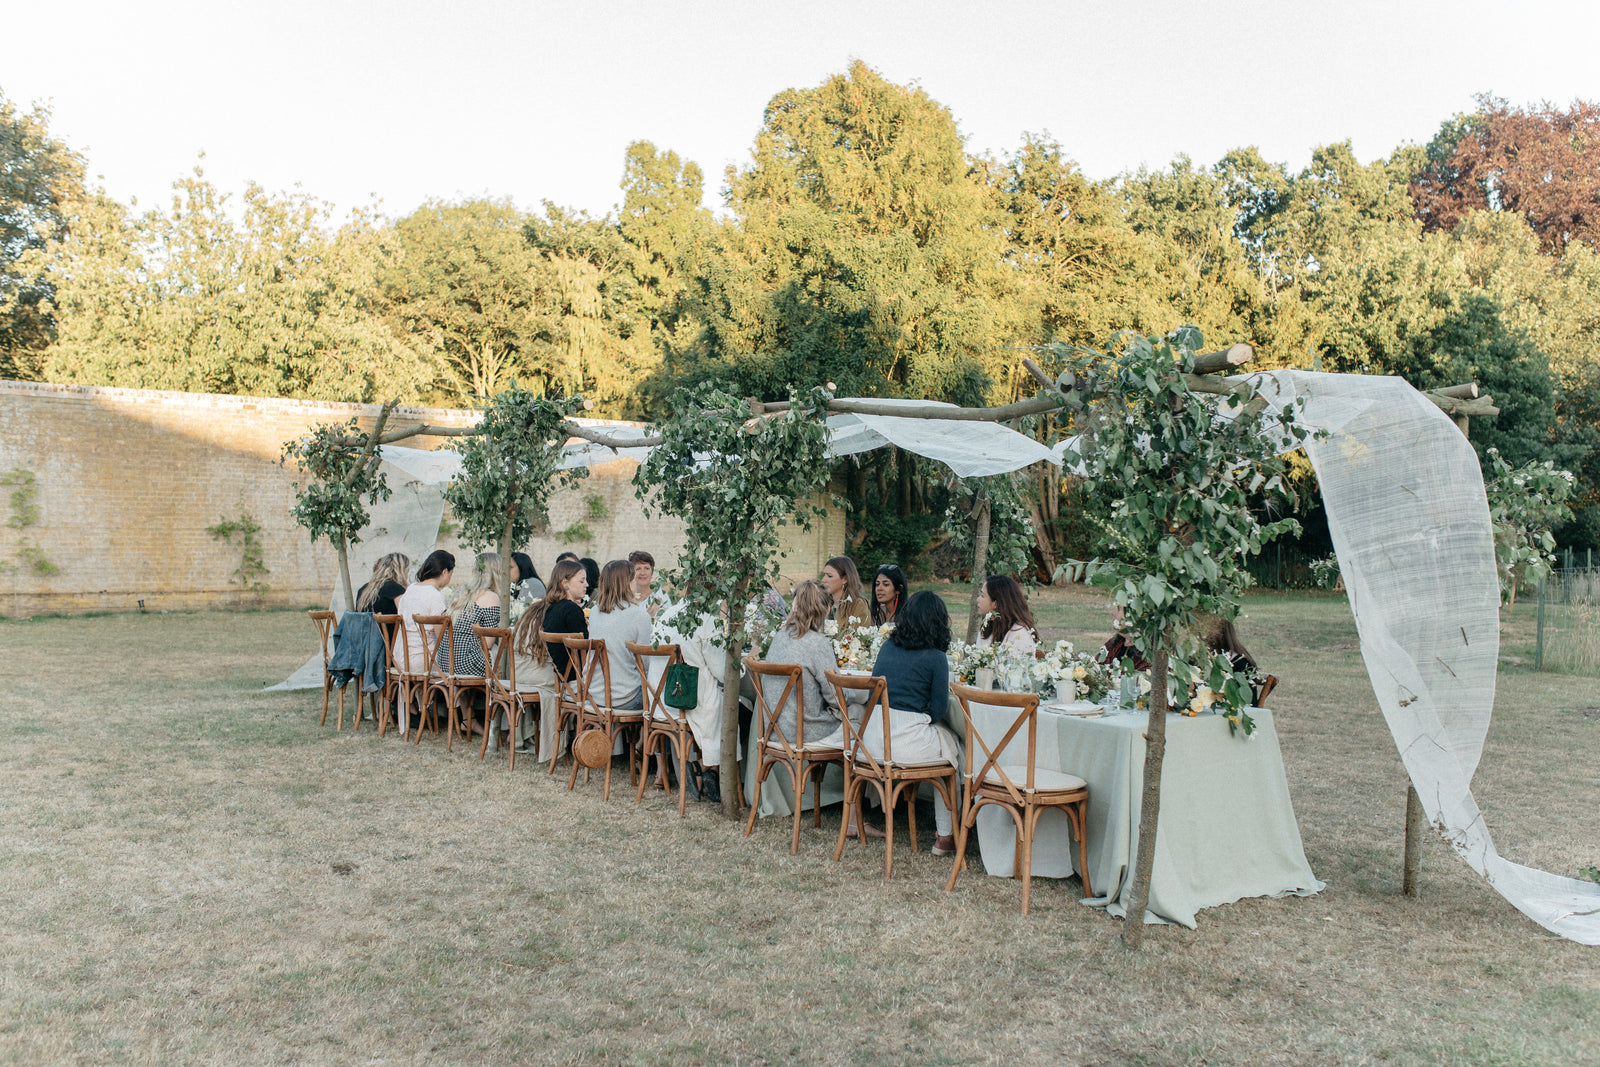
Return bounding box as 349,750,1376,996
626,641,683,722
309,610,335,663
952,683,1039,804
374,614,402,677
413,614,451,677
564,636,614,711
745,656,807,760
474,625,515,698
825,670,893,775
540,631,581,707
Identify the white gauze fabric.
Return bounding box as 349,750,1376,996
1260,370,1600,945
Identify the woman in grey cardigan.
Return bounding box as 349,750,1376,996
761,580,844,745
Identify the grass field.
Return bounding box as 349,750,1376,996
2,588,1597,1065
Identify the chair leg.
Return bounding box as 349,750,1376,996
905,782,919,853
882,782,897,880
788,761,807,855
1021,805,1037,915
320,676,332,726
636,727,657,803
833,778,862,863
1070,799,1093,898
676,733,690,816
946,797,976,894
335,683,346,731
744,756,772,838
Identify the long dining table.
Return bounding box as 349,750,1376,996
950,696,1324,927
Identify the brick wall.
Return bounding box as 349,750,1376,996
0,381,844,617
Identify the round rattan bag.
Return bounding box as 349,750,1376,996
572,728,611,769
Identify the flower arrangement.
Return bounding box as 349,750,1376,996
507,582,529,625
827,619,894,669
1124,652,1263,736
949,638,1001,684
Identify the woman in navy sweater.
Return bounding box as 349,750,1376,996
867,590,961,856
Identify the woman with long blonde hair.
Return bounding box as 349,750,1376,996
356,552,411,614
587,559,652,710
762,579,844,746
447,552,502,680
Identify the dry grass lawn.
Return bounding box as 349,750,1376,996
1,587,1597,1065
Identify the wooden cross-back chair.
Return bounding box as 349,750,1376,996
825,670,960,880
393,612,440,740
541,631,584,775
627,641,694,815
414,614,474,749
372,614,407,736
475,624,536,771
947,684,1091,915
564,637,644,801
744,656,844,853
308,610,342,728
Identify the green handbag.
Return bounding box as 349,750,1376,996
663,663,700,710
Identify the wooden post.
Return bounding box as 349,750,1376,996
1402,406,1475,894
1403,785,1425,897
965,488,991,643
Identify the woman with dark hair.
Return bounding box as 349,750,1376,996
510,551,545,604
396,549,455,673
868,590,961,855
512,558,588,758
821,556,870,629
870,564,908,626
975,574,1038,656
579,557,601,602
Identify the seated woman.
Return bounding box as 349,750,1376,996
975,574,1038,656
821,556,871,630
447,553,503,737
867,590,961,856
510,551,545,605
587,559,651,710
649,592,729,803
1195,614,1269,702
396,549,455,674
1098,604,1151,671
356,552,410,617
510,558,588,759
762,580,844,745
447,553,502,679
870,564,909,626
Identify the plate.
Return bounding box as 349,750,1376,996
1043,700,1105,716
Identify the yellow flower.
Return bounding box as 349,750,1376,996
1073,665,1087,680
1187,696,1205,715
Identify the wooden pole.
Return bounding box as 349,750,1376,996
965,488,992,643
1403,406,1477,896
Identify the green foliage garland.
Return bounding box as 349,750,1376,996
206,511,271,596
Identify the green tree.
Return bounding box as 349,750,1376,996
634,385,832,817
281,408,396,612
442,389,588,612
36,166,436,402
384,198,544,403
1062,326,1307,948
618,141,713,380
0,88,85,378
676,61,1025,405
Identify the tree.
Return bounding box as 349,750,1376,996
1062,327,1306,948
618,141,713,380
676,61,1025,405
1483,447,1575,606
384,198,544,403
281,406,397,612
0,88,85,378
442,389,588,617
634,385,833,818
35,166,437,403
1411,96,1600,255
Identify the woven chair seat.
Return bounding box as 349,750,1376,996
979,765,1087,794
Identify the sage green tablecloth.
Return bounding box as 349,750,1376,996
956,698,1323,928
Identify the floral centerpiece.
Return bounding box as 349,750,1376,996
948,638,1001,684
826,619,894,669
1121,652,1263,736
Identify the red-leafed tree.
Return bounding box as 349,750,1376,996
1411,95,1600,255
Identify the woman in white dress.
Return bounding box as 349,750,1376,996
648,597,729,802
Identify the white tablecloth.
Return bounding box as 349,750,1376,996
958,698,1323,927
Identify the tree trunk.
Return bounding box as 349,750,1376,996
336,533,354,619
720,596,748,820
1122,644,1169,949
965,489,992,643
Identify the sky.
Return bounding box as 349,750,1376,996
6,0,1600,223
